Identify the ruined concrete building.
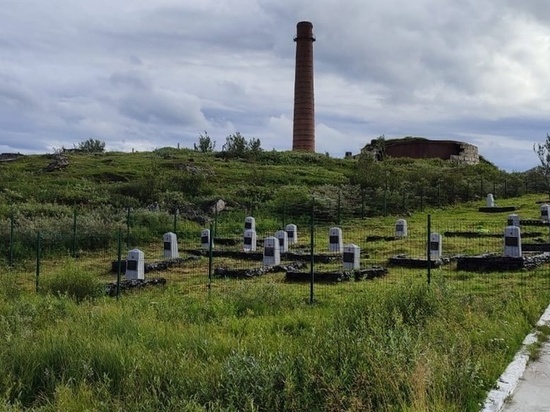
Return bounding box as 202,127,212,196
361,137,480,165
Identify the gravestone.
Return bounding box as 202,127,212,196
243,229,257,252
244,216,256,232
329,227,343,253
507,214,520,227
286,224,298,245
343,244,360,270
486,193,495,207
395,219,408,238
504,226,522,257
541,204,550,222
163,232,179,259
201,229,212,250
430,233,442,260
263,236,280,266
275,230,289,253
126,249,145,280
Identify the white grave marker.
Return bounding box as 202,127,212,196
429,233,442,260
395,219,408,238
275,230,289,253
201,229,212,250
163,232,179,259
329,227,343,253
286,224,298,245
126,249,145,280
486,193,495,207
343,244,360,270
541,204,550,222
507,214,520,227
263,236,280,266
244,216,256,232
243,229,257,252
504,226,522,257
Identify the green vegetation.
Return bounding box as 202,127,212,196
1,141,550,410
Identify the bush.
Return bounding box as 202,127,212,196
40,260,104,302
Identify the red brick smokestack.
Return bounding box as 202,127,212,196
292,21,315,152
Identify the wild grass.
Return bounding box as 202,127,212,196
0,193,549,410
0,267,548,411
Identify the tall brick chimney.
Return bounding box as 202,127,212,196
292,21,315,152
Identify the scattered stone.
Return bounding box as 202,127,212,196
105,278,166,296
214,261,307,279
44,154,69,172
285,266,387,283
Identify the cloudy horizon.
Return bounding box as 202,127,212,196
1,0,550,172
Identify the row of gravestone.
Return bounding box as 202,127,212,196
123,228,527,281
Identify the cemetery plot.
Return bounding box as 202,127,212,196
214,261,307,279
285,266,388,283
105,278,167,296
456,253,550,272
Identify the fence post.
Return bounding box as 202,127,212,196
35,231,41,293
208,223,213,291
282,201,286,229
9,212,14,266
126,207,131,248
71,208,77,258
361,191,365,219
173,209,178,234
213,207,218,238
437,183,441,208
309,197,315,305
426,215,431,285
116,229,122,300
337,191,341,226
480,178,484,199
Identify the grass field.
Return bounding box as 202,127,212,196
1,194,550,411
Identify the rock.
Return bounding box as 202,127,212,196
211,199,226,214
44,154,69,172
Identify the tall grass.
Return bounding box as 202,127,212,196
0,275,548,411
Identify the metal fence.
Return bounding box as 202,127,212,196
1,199,550,301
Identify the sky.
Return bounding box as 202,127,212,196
1,0,550,172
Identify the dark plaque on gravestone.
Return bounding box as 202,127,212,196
330,235,340,244
264,248,274,257
430,241,439,250
127,260,138,271
505,236,519,247
343,252,354,263
164,242,171,250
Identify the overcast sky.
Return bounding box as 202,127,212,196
1,0,549,172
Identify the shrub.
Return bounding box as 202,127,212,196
40,260,103,302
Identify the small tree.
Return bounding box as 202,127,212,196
222,132,248,157
533,133,550,199
194,131,216,153
77,138,105,153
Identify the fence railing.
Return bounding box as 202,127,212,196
2,202,550,302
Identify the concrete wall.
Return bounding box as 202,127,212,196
379,139,479,165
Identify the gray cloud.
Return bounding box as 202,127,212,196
0,0,549,170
